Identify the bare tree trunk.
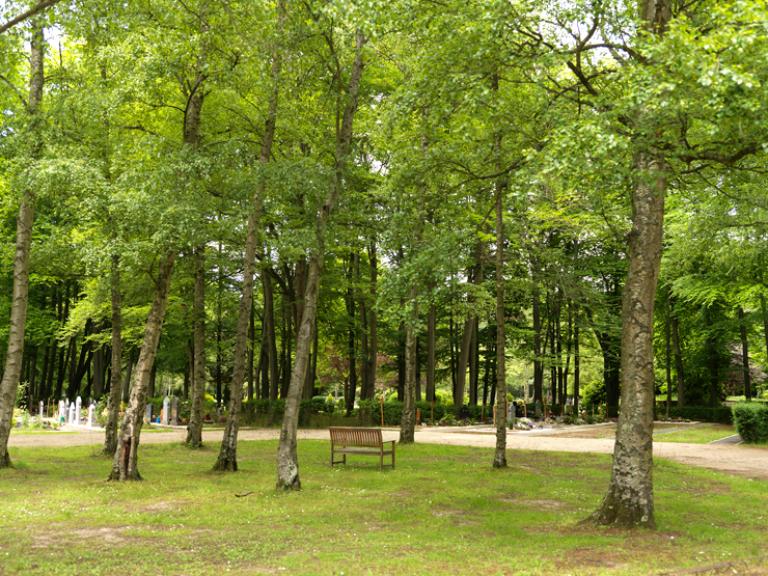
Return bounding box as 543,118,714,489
738,306,752,400
671,314,685,407
492,138,507,468
532,283,544,409
104,254,123,455
215,0,283,470
0,24,44,468
455,316,475,408
591,148,666,528
277,29,365,490
364,239,378,399
399,298,418,444
109,252,176,480
186,247,206,447
426,303,436,403
761,293,768,362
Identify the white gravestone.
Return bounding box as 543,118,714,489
75,396,82,425
162,396,170,425
58,400,65,424
39,401,44,419
68,402,76,424
87,402,96,428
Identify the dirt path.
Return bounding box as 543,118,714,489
9,425,768,480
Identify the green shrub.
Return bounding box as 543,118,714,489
732,403,768,443
660,404,733,424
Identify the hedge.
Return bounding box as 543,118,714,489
657,404,733,424
732,403,768,443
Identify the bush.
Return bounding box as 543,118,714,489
732,403,768,443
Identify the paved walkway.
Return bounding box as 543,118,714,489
8,425,768,480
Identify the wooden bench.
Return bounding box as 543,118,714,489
329,427,395,470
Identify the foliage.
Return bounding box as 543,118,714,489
732,403,768,443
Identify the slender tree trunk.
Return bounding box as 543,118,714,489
591,147,667,528
364,239,378,398
574,323,580,416
671,314,684,407
738,306,751,401
399,298,418,444
455,316,475,408
532,283,544,409
345,252,357,414
760,293,768,362
186,247,207,447
426,303,436,403
492,128,507,468
0,24,44,468
665,303,671,417
215,2,282,469
104,254,123,455
109,252,176,481
262,264,279,400
276,29,365,490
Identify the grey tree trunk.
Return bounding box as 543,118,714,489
186,247,206,447
399,301,418,444
103,254,123,455
591,149,666,528
0,24,44,468
738,306,752,400
214,0,283,470
426,303,436,403
277,29,365,490
493,160,507,469
109,252,176,480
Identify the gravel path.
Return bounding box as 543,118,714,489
8,425,768,480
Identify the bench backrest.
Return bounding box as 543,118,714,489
329,427,383,447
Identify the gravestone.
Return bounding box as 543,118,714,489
58,400,65,424
144,405,152,424
39,401,44,419
162,396,170,425
170,397,179,426
68,402,76,425
75,396,82,425
87,402,96,428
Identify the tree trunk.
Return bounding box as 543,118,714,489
345,252,357,414
574,324,580,416
455,316,475,408
104,254,123,455
399,300,418,444
215,1,282,468
262,264,279,400
761,293,768,362
591,148,666,528
426,303,436,403
492,135,507,468
738,306,751,401
0,24,44,468
276,29,365,490
109,252,176,481
363,239,378,399
186,246,207,447
532,283,544,408
671,314,684,407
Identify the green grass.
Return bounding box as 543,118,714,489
0,441,766,575
653,423,737,444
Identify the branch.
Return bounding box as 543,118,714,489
0,0,62,35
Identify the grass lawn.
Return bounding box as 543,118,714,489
0,441,766,576
653,423,737,444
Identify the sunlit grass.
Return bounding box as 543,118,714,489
0,441,765,575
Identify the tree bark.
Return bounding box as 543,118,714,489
426,303,436,403
109,252,176,480
492,137,507,468
103,254,123,455
186,246,207,447
363,239,378,399
399,299,418,444
0,24,44,468
738,306,751,401
276,29,365,490
591,148,666,528
215,0,283,470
